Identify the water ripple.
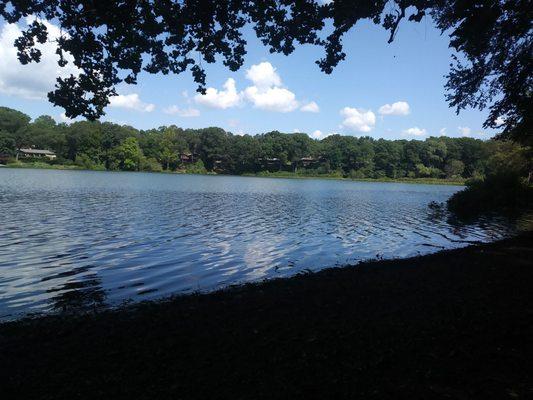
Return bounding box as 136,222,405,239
0,169,524,318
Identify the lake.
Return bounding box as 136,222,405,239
0,169,519,318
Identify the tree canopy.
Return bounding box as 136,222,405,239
1,1,531,144
1,105,527,181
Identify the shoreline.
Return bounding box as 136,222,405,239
1,232,531,399
1,163,466,186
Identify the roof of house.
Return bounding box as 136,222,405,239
19,148,56,155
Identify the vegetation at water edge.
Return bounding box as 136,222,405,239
0,106,526,185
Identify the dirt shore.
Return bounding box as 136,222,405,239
1,233,532,399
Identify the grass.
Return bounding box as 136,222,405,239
1,232,531,399
244,170,465,185
5,161,84,170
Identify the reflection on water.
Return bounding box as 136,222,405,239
47,274,105,313
0,169,526,318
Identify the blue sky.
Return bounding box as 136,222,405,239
0,16,498,140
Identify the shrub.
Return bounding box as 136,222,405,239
141,157,163,172
75,154,105,170
184,160,207,174
447,170,532,219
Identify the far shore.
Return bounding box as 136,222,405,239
1,232,531,399
1,162,466,186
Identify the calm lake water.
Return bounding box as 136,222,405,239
0,169,520,318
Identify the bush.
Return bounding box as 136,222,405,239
75,154,106,170
141,157,163,172
184,160,207,174
447,170,532,219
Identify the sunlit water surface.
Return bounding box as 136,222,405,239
0,169,523,318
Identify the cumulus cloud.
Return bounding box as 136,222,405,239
163,105,200,117
300,101,320,113
310,130,323,139
458,126,471,136
0,18,79,99
242,62,300,112
243,86,299,113
194,62,314,113
495,116,505,127
309,130,334,139
340,107,376,132
245,62,282,88
439,127,447,136
109,94,155,112
403,127,427,136
194,78,242,109
378,101,410,116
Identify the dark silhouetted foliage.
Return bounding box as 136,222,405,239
1,1,530,144
447,171,533,219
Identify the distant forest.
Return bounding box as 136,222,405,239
0,106,523,180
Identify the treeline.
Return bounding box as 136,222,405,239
0,106,524,180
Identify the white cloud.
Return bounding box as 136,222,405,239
162,105,200,117
57,112,81,124
243,86,298,113
439,127,447,136
0,18,79,99
495,116,505,127
309,130,334,139
109,93,155,112
458,126,471,136
378,101,410,116
242,62,299,112
194,62,304,113
293,128,301,133
300,101,320,113
378,101,411,115
403,127,427,136
245,62,282,88
340,107,376,132
194,78,242,109
310,130,323,139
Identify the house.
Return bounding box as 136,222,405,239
259,157,282,171
17,148,57,160
299,157,318,168
0,153,11,164
179,153,198,163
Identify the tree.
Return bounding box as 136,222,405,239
110,137,144,171
444,159,465,178
101,123,135,168
374,140,402,178
65,121,102,161
2,1,530,144
0,107,31,134
20,115,66,154
0,131,17,155
0,105,527,178
198,128,229,170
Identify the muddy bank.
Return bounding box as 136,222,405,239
1,233,532,399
